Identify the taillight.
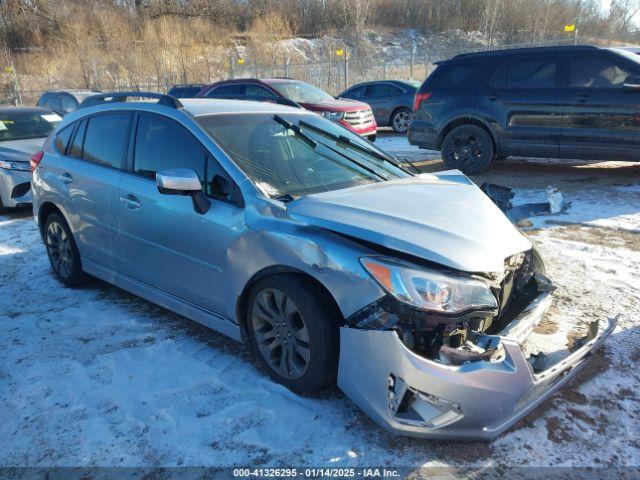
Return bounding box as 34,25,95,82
30,151,44,173
413,92,432,112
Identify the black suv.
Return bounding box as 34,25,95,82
408,46,640,174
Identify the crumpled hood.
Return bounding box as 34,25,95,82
0,137,46,162
286,170,532,273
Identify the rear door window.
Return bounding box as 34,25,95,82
245,84,276,97
133,113,206,180
366,83,404,96
206,84,245,98
505,58,557,88
570,55,633,88
82,113,131,169
343,85,367,98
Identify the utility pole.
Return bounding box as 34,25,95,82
410,37,416,80
8,64,22,106
344,47,349,91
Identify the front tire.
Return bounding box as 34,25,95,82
43,213,87,287
441,124,495,175
246,275,339,393
391,107,412,134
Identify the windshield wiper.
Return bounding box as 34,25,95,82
298,120,409,172
273,115,385,181
273,115,317,149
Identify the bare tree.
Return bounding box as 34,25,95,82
609,0,640,33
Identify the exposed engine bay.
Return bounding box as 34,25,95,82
346,248,552,366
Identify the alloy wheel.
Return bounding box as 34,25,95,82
250,287,311,380
392,110,412,133
444,132,486,168
45,220,74,279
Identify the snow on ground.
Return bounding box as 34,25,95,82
276,29,503,66
1,136,639,468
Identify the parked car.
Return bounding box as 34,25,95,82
409,45,640,174
339,80,420,134
197,78,377,140
167,84,205,98
0,107,61,209
31,92,615,440
37,89,100,116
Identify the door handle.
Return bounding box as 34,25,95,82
58,172,73,184
486,93,499,101
120,193,141,210
576,93,588,103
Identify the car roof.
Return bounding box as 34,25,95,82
260,78,301,84
0,106,55,114
69,98,313,119
345,79,417,88
180,98,310,116
170,84,205,88
44,89,98,94
446,45,601,62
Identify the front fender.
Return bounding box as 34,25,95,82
224,206,387,324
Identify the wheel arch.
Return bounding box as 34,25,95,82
389,105,411,126
235,265,344,339
38,202,68,236
436,116,500,154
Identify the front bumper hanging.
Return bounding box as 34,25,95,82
337,290,617,440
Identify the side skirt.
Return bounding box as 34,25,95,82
83,258,243,342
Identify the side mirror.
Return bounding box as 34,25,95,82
156,168,210,214
623,75,640,89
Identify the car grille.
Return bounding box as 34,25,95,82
343,108,374,130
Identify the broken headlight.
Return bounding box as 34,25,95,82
361,256,498,314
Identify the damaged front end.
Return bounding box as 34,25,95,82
337,249,617,440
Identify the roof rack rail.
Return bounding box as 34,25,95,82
449,44,598,61
79,91,183,109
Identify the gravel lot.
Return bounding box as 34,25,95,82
1,134,639,470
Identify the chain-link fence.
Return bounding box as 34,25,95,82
0,35,626,106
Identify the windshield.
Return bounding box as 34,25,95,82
0,111,61,142
196,112,409,199
269,81,335,103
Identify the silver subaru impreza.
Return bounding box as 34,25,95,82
31,93,616,440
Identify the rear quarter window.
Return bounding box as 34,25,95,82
428,63,482,89
55,124,74,154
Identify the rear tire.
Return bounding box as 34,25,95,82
391,107,412,134
246,274,339,393
441,124,495,175
43,213,87,287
